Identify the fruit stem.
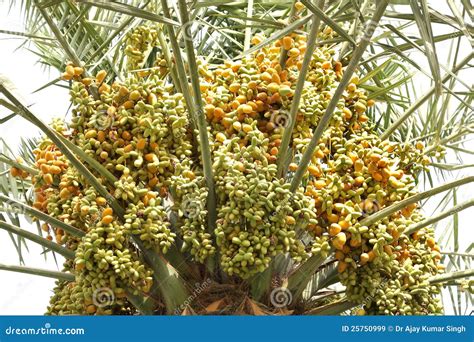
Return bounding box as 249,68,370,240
177,0,217,234
405,198,474,235
0,194,85,238
54,130,118,186
290,0,389,192
240,15,312,58
429,269,474,284
0,220,75,259
243,0,254,51
277,0,326,178
160,0,197,129
360,176,474,227
440,251,474,258
278,0,298,68
0,263,75,281
0,155,38,175
156,28,182,94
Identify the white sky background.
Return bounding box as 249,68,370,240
0,1,472,315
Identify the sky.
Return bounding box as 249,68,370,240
0,1,472,315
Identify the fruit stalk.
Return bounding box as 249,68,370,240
0,221,75,259
405,198,474,235
177,0,217,232
361,176,474,227
277,0,326,177
0,263,75,281
290,0,389,192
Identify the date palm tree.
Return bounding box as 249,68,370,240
0,0,473,315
